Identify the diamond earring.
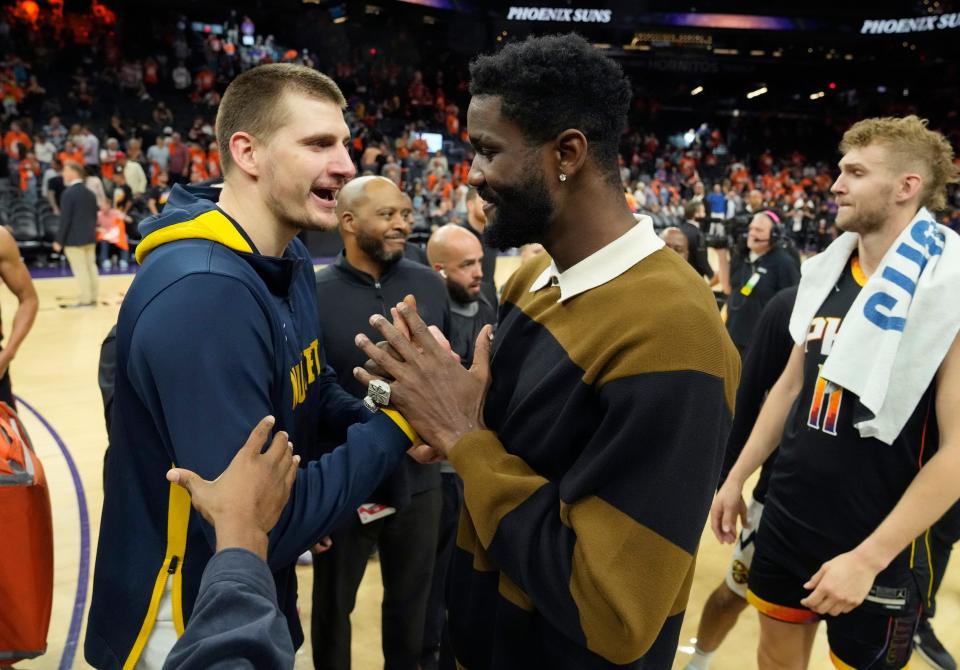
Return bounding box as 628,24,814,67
559,173,567,182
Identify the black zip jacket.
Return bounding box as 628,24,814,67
315,252,451,509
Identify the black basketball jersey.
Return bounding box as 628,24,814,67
762,254,939,610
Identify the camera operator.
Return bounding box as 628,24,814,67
679,200,717,287
718,210,800,356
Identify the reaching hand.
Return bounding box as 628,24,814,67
710,476,747,544
363,297,460,379
800,550,879,616
166,415,299,559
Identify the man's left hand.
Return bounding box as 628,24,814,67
353,299,492,457
800,550,879,616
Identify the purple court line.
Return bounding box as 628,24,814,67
15,395,90,670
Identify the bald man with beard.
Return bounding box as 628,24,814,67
427,224,497,366
312,175,451,670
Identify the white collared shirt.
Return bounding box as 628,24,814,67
529,215,664,303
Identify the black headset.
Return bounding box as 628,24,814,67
756,210,783,243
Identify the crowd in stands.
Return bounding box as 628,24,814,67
0,5,958,271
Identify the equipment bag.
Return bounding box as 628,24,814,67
0,401,53,666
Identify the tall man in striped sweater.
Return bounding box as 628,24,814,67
353,33,740,669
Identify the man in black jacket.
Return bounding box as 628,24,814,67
679,200,716,286
312,175,450,670
54,161,99,307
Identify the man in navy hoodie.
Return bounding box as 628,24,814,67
86,64,418,670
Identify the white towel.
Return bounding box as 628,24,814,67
788,208,960,444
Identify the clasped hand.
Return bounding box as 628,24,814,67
352,296,492,459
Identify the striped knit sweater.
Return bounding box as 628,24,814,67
447,246,740,669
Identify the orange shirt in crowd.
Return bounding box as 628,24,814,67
2,81,23,104
4,130,31,159
446,113,459,137
96,208,129,251
18,160,39,191
188,145,206,168
815,172,833,191
59,148,84,165
206,149,221,179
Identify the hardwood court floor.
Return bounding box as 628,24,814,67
8,261,957,670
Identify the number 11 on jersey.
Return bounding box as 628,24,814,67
808,368,844,436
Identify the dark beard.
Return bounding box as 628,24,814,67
356,230,404,267
480,170,554,251
447,278,478,304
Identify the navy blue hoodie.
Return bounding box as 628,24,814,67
85,185,414,669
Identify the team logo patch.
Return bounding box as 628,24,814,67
731,560,749,585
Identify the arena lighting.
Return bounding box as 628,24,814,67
749,49,765,56
746,86,768,99
829,82,837,89
810,91,825,99
713,47,739,55
690,85,704,95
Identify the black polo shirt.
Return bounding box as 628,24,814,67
725,246,799,353
315,252,451,506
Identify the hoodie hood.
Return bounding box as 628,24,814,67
135,184,254,264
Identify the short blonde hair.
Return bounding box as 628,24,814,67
839,115,959,211
216,63,346,176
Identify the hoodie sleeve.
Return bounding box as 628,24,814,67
127,273,413,567
162,548,294,670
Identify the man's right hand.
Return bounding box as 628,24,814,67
166,415,299,560
710,476,747,544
